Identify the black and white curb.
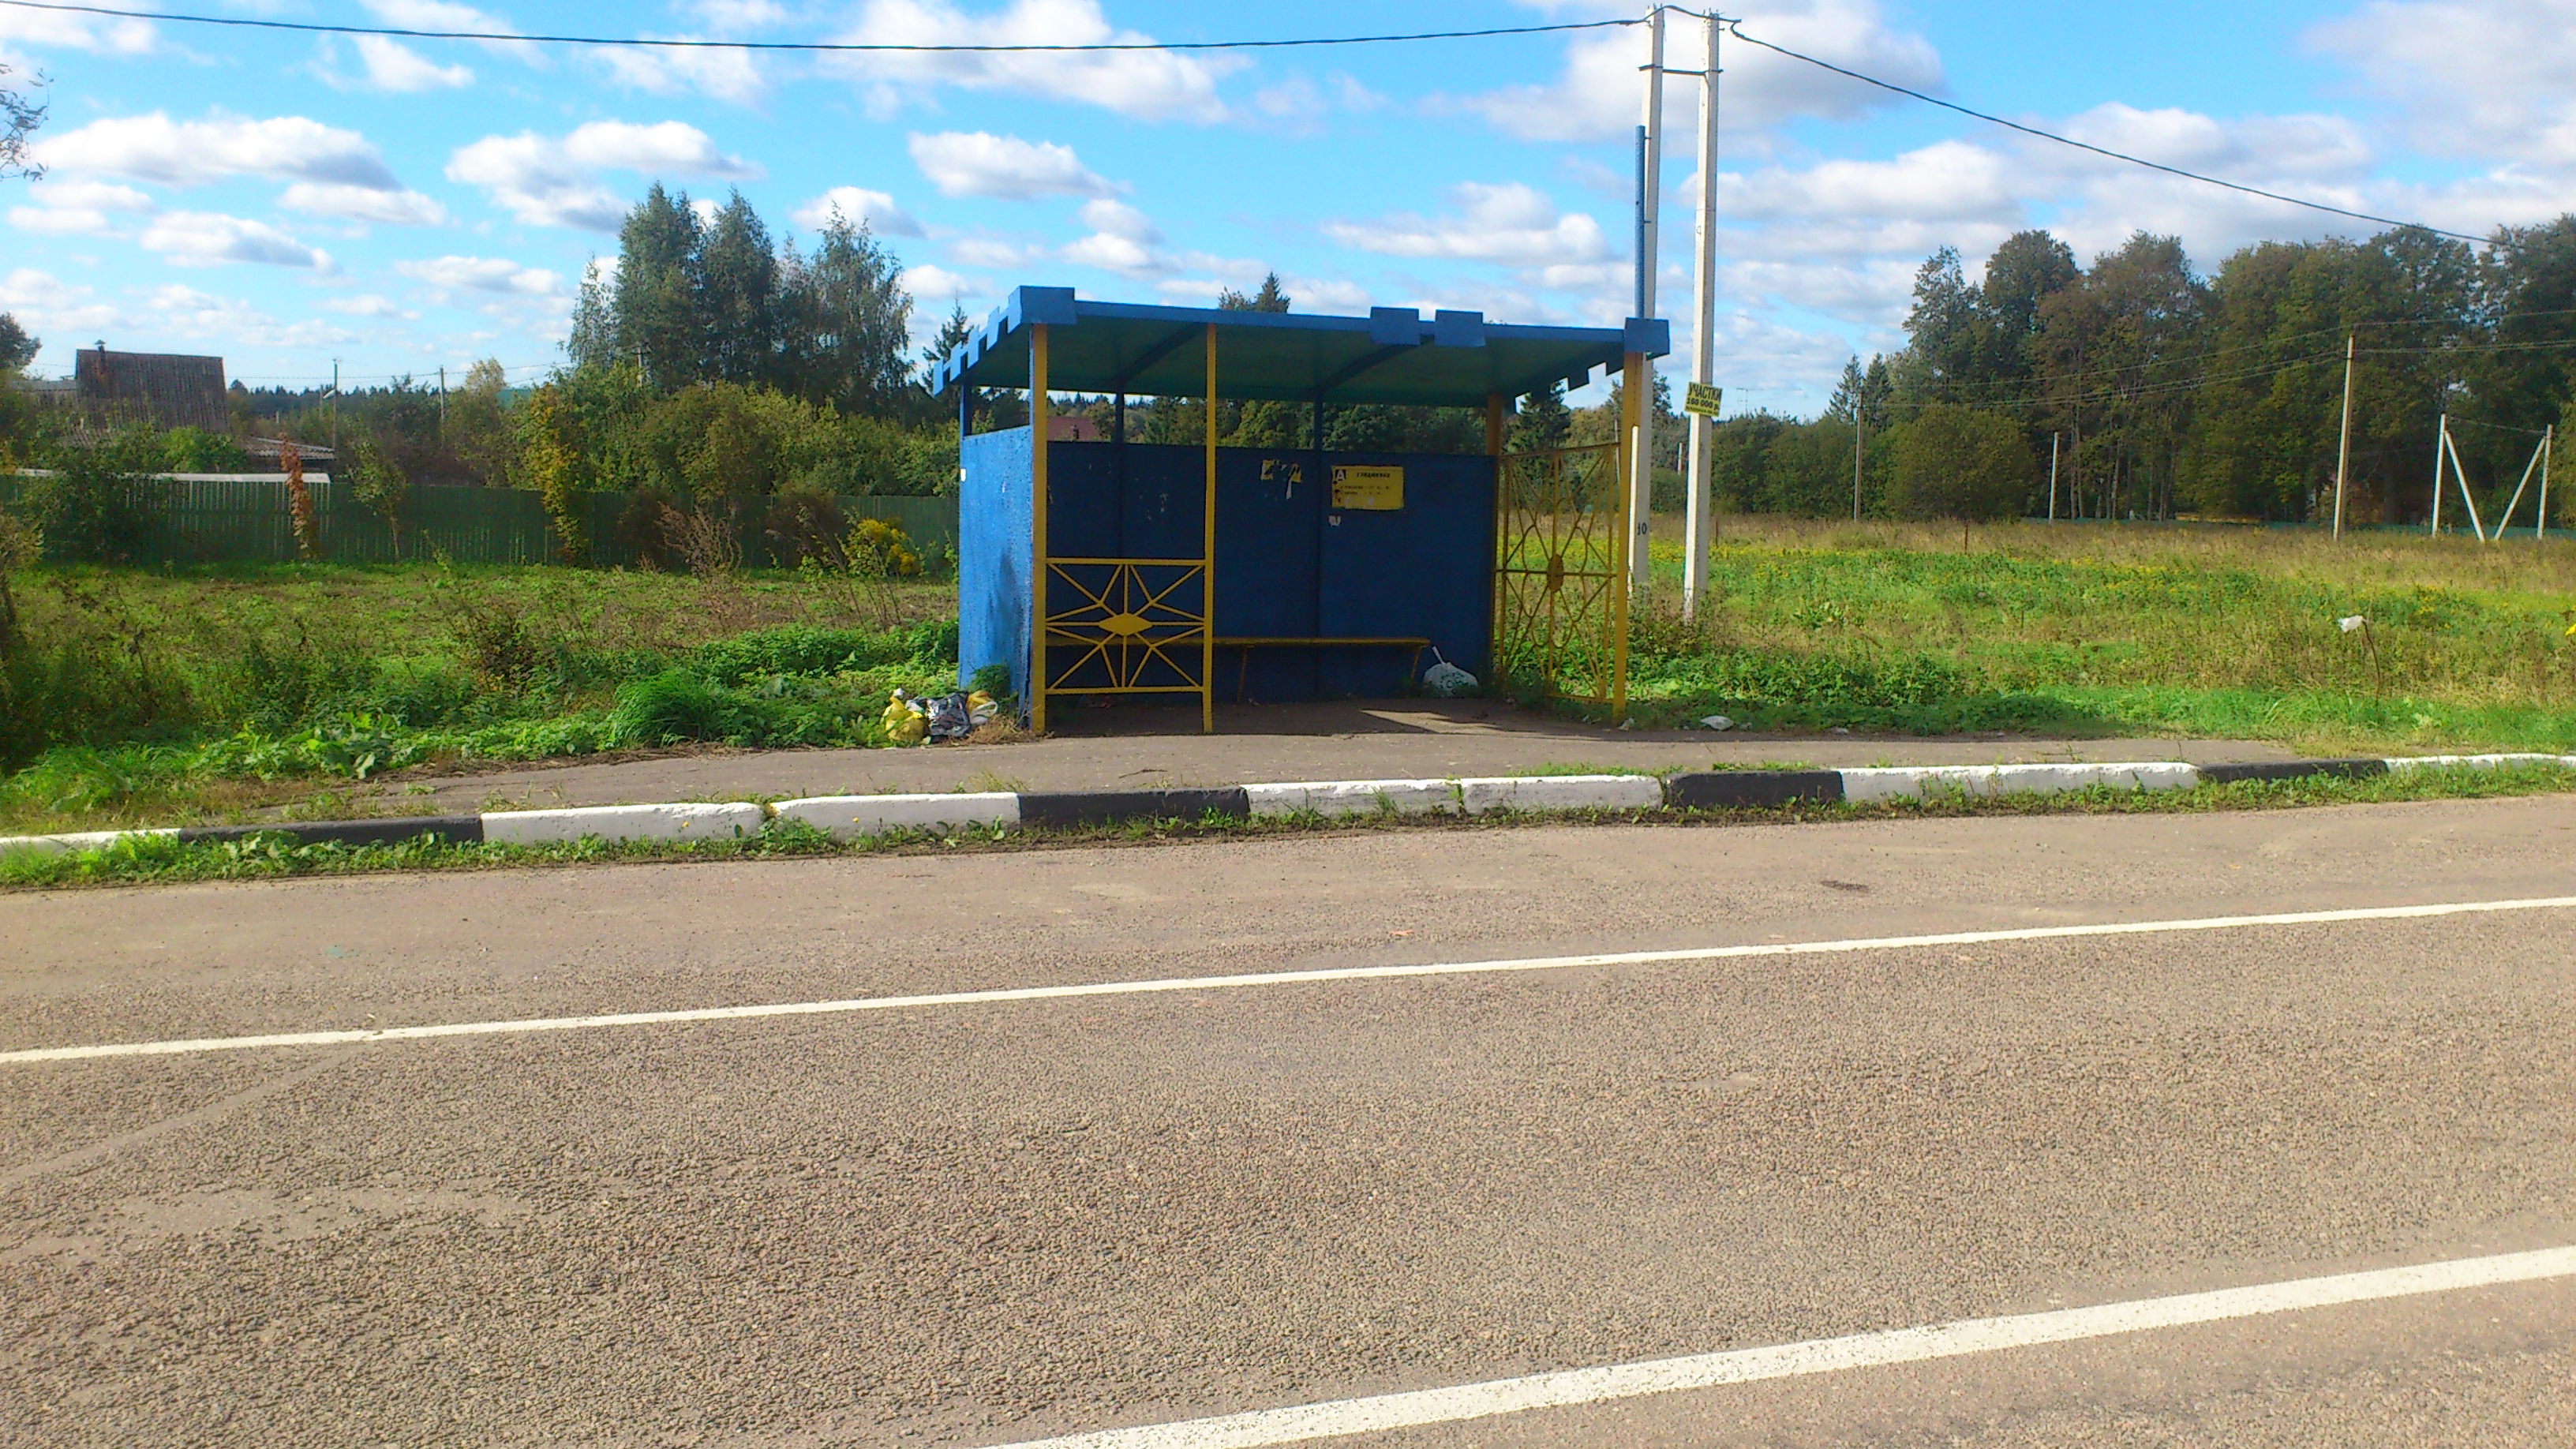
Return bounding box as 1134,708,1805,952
3,753,2569,859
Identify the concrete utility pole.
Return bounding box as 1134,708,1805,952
1629,5,1664,595
2333,333,2355,539
1681,9,1719,620
2048,432,2059,520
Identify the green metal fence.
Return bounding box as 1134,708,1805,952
0,475,959,567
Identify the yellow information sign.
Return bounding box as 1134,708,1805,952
1331,465,1404,511
1683,382,1724,418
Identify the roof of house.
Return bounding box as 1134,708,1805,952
930,287,1669,410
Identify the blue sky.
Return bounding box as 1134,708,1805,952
2,0,2567,415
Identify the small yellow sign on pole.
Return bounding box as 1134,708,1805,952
1331,465,1404,510
1683,382,1724,418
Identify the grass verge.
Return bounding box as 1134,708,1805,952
9,761,2570,891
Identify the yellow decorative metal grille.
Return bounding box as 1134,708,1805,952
1494,442,1627,706
1043,559,1210,695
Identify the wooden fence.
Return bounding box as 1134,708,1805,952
0,475,959,568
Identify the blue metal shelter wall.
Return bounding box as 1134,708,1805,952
958,426,1032,699
1038,441,1493,702
1314,451,1496,696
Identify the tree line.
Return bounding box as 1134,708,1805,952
1708,219,2576,526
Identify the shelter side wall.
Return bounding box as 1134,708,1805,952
959,427,1034,700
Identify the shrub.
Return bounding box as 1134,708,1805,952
453,594,542,692
345,435,411,550
21,432,167,563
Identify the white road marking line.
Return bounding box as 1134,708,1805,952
986,1245,2576,1449
8,894,2574,1066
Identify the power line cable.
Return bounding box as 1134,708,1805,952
1713,16,2489,246
0,0,1637,52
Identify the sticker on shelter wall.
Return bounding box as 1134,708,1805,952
1683,382,1724,418
1331,465,1404,510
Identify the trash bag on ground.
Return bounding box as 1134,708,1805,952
880,690,928,746
1421,649,1477,698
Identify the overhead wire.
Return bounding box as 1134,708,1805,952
0,0,1638,52
1708,14,2489,245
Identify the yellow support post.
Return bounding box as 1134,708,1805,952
1029,323,1050,735
1488,391,1507,689
1612,352,1640,723
1201,322,1218,734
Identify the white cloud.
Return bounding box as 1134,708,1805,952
790,185,924,237
1457,0,1940,144
361,0,537,61
447,133,625,229
1719,140,2024,229
6,178,157,237
140,211,335,270
597,41,766,107
0,268,121,336
36,111,405,191
562,120,759,176
826,0,1237,123
908,131,1112,199
30,179,157,214
1324,182,1612,268
283,181,451,227
684,0,792,30
139,283,360,348
902,264,982,301
446,121,755,230
1061,230,1166,276
324,294,415,318
1061,199,1169,277
8,204,118,236
397,254,563,295
945,236,1044,269
1077,197,1159,242
1248,72,1386,136
2311,0,2576,167
0,6,154,57
351,35,474,92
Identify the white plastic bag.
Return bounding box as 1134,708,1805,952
1421,649,1477,698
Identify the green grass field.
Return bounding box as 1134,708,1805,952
1625,516,2576,753
4,517,2574,836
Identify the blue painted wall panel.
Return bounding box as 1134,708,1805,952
957,427,1032,701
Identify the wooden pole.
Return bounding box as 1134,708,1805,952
2333,332,2354,539
2047,432,2058,521
1029,324,1050,733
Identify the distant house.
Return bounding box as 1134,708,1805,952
73,343,229,432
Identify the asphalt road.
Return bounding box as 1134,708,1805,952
4,796,2574,1446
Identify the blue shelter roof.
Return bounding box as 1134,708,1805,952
930,286,1669,408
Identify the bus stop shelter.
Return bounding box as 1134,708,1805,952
934,286,1668,732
